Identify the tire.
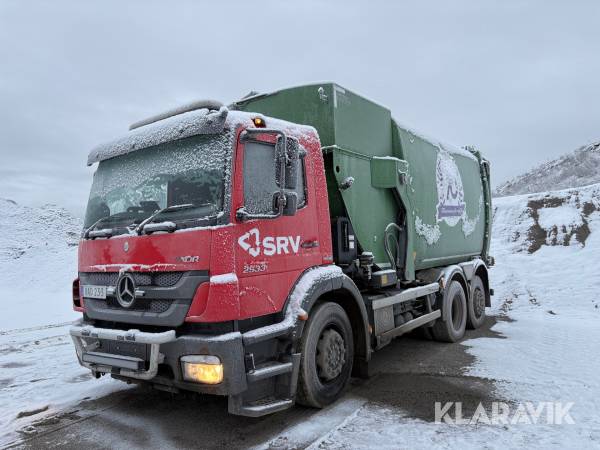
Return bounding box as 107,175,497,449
467,275,486,329
412,325,434,340
431,280,467,343
296,302,354,408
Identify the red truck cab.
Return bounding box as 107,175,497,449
71,105,355,416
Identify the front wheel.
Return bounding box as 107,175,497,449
296,302,354,408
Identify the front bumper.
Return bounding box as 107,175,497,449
70,320,248,396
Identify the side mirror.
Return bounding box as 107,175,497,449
282,192,298,216
284,137,300,190
271,191,298,217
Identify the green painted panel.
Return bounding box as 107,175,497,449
396,126,486,270
330,148,397,264
234,84,336,146
323,152,345,218
234,83,491,278
330,85,392,156
370,157,408,189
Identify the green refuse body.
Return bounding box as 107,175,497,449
234,83,492,281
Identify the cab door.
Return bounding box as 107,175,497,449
232,130,322,319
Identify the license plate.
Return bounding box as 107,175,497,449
104,340,149,359
82,285,107,299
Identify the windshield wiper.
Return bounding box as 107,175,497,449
135,204,196,235
83,211,137,239
83,216,115,239
87,228,114,239
141,221,177,235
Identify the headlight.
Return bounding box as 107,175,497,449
181,355,223,384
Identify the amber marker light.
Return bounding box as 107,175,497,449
252,117,266,128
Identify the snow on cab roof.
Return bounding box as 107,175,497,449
87,106,316,166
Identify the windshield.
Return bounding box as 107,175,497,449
83,131,233,235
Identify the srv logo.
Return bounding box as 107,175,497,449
238,228,301,257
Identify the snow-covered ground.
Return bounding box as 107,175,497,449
1,184,599,448
0,198,81,329
0,199,126,447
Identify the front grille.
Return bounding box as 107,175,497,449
85,272,119,286
80,270,207,327
102,297,172,314
154,272,184,287
81,271,184,287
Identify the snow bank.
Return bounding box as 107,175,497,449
492,183,599,254
495,141,600,196
459,182,600,445
0,199,81,331
0,200,128,446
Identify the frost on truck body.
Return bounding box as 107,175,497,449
242,265,343,341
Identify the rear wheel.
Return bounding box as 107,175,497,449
297,302,354,408
467,275,486,329
432,280,467,343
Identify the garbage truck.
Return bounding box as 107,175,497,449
70,83,493,416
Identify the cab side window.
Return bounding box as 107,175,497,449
294,157,306,208
243,141,279,215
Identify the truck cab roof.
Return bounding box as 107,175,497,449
87,105,317,166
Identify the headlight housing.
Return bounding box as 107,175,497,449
181,355,223,384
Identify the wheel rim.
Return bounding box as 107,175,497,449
316,327,346,382
451,293,464,330
473,288,485,318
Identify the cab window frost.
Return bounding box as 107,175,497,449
243,141,279,215
84,131,233,232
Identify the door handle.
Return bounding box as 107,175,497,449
301,240,319,249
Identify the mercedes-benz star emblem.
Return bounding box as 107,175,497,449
116,273,136,308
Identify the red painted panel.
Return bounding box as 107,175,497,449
78,229,212,272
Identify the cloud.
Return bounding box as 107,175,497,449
1,0,599,215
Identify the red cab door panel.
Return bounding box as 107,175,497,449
232,133,321,318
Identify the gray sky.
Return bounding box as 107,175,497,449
1,0,599,216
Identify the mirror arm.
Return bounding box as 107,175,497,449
236,208,249,222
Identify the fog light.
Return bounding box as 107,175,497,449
181,355,223,384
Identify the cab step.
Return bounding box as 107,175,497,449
233,398,294,417
247,361,293,383
228,353,300,417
